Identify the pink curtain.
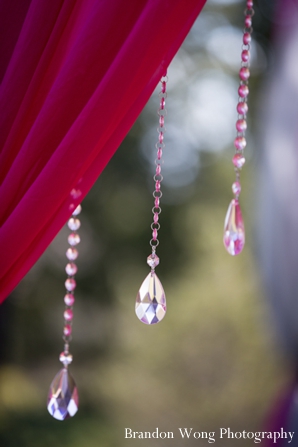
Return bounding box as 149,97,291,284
0,0,206,303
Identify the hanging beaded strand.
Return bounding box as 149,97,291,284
47,204,81,420
135,73,167,324
223,0,254,256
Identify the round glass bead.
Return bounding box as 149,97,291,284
59,351,73,365
63,324,72,336
232,181,242,196
245,16,252,28
232,154,246,169
241,50,250,63
243,32,251,45
239,67,250,81
147,253,160,269
237,102,248,115
234,137,247,151
65,263,78,276
72,204,82,216
65,278,76,292
66,247,79,261
68,233,80,246
236,119,247,132
64,309,74,321
238,84,249,98
64,293,75,306
68,218,81,231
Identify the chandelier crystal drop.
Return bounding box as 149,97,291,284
47,204,81,419
223,0,254,256
135,74,168,324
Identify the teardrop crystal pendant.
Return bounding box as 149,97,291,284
47,367,79,420
223,199,245,256
135,271,166,325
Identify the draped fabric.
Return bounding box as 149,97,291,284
0,0,206,303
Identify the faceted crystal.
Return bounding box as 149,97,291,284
232,153,245,169
147,253,160,269
64,309,73,321
223,199,245,256
135,272,166,324
68,233,80,246
232,181,241,196
64,293,75,306
59,352,73,366
65,278,76,292
66,247,78,261
236,119,247,132
68,218,81,231
72,204,82,216
64,324,72,336
234,136,246,151
47,368,78,420
65,263,78,276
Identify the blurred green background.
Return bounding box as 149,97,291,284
0,0,291,446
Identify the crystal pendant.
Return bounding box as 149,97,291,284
47,368,79,420
135,271,166,324
223,199,245,256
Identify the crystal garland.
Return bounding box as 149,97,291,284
135,74,168,324
47,204,81,420
223,0,254,256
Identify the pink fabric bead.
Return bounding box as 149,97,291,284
159,132,164,143
234,137,246,151
239,67,250,81
152,228,158,240
155,197,160,207
63,324,72,336
64,293,75,306
238,84,249,98
155,181,161,191
157,148,162,159
154,213,159,223
232,154,246,169
245,16,252,28
64,309,73,321
243,32,251,45
236,119,247,132
237,102,248,115
241,50,250,63
65,278,76,291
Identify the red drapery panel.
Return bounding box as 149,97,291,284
0,0,206,303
